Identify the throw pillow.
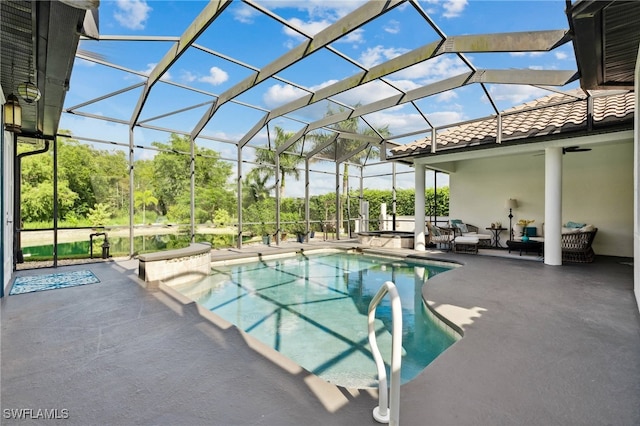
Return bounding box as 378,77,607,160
566,221,586,228
455,223,468,233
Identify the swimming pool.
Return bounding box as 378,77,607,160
173,250,458,388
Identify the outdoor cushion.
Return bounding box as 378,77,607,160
455,236,479,244
462,232,491,240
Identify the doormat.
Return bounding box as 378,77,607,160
10,270,100,295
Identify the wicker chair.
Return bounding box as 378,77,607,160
561,228,598,263
450,220,493,248
427,222,454,250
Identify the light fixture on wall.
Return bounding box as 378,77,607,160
17,56,41,104
505,198,518,240
17,80,41,104
4,93,22,133
4,62,22,133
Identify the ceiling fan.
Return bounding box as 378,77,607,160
534,146,592,156
562,146,592,154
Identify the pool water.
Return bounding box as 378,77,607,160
174,251,457,388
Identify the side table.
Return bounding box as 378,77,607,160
506,240,544,256
485,227,507,248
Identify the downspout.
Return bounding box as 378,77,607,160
53,136,58,267
237,143,243,249
14,140,50,265
392,162,396,231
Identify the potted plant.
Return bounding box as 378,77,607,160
517,219,536,240
259,222,274,245
293,222,306,243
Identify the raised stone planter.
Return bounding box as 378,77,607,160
138,242,211,286
357,231,415,249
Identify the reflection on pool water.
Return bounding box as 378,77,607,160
173,251,458,388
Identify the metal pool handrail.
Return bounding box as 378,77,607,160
368,281,402,425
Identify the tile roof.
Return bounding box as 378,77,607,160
390,89,635,158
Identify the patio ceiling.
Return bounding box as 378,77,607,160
568,0,640,90
0,0,96,139
2,1,637,164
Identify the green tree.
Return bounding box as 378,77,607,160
87,203,111,227
134,189,158,224
19,137,128,225
243,168,272,207
252,126,304,198
57,138,128,217
308,105,391,230
150,133,234,223
21,181,78,223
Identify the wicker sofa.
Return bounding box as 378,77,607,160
561,228,598,263
512,223,598,263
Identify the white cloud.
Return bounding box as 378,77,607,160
365,109,429,135
263,84,308,108
427,110,465,127
332,80,404,106
442,0,468,18
436,91,458,102
267,1,364,21
335,28,365,45
364,107,466,135
509,52,545,57
199,67,229,86
285,18,332,38
555,51,569,60
488,85,547,104
384,20,400,34
388,79,421,92
232,3,259,24
181,71,197,83
359,45,408,68
140,63,171,81
392,56,470,84
114,0,151,30
283,16,365,45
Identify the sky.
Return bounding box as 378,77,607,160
59,0,579,197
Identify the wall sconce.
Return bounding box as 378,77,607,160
4,93,22,133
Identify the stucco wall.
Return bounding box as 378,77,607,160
449,141,634,257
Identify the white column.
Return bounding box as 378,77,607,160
414,163,426,251
544,147,562,265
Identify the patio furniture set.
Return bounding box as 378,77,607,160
427,220,598,263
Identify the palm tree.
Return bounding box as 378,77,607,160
244,168,272,206
253,126,304,198
308,105,391,231
134,189,158,224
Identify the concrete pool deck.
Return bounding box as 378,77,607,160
2,241,639,425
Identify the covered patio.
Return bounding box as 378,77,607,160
2,0,640,424
2,245,639,424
